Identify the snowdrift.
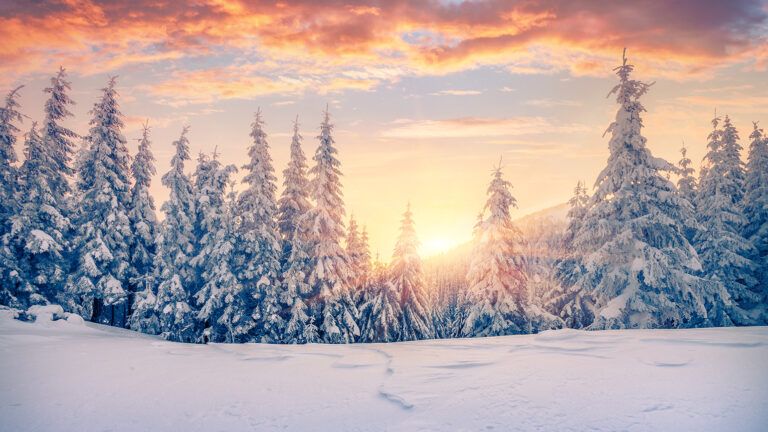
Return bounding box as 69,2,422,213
1,310,766,431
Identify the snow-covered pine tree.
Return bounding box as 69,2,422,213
158,127,196,292
234,109,283,343
390,204,433,341
64,78,133,326
277,116,311,264
566,50,735,329
743,122,768,321
462,166,561,337
358,259,401,343
190,152,241,342
547,181,594,328
195,172,256,344
677,144,697,205
0,86,24,307
677,143,699,241
9,123,67,307
305,108,359,343
279,117,314,343
346,215,371,298
695,115,759,322
127,123,160,334
41,67,78,217
155,272,197,343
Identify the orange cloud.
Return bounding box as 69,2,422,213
2,0,766,91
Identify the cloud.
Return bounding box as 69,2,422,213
2,0,767,90
524,98,582,108
429,89,483,96
380,116,589,139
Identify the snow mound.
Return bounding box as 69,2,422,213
1,318,766,431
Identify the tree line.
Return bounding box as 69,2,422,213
0,51,766,344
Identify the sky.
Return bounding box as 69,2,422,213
3,0,768,258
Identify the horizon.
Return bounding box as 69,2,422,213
3,0,767,258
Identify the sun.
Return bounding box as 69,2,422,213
421,236,460,258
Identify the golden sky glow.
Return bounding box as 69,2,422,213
3,0,768,257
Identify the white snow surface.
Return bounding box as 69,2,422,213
1,312,766,431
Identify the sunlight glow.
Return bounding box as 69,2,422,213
421,236,461,258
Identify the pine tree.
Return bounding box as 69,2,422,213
158,127,196,292
462,166,560,337
277,116,311,264
155,273,197,343
234,109,283,342
9,123,67,306
390,204,433,340
548,181,594,328
743,122,768,321
190,152,240,342
346,215,371,297
0,86,25,307
305,108,359,343
358,259,401,343
127,123,159,333
195,174,254,344
41,67,78,215
677,143,699,241
566,51,735,329
696,115,759,322
64,78,133,326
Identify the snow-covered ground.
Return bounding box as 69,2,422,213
1,310,766,432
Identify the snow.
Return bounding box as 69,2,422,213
1,313,766,431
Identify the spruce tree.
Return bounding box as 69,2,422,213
235,109,283,342
0,86,24,307
64,78,133,326
744,122,768,321
195,167,254,343
10,123,67,306
190,152,238,342
548,181,593,328
41,67,78,215
390,204,433,340
462,166,560,337
127,123,159,333
305,108,359,343
696,115,759,322
158,127,196,290
155,273,197,343
277,116,311,264
565,51,734,329
677,143,699,241
358,259,401,343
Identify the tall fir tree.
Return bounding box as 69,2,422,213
279,116,315,343
41,67,78,215
10,123,67,306
193,159,252,343
64,78,133,326
390,204,433,340
677,143,699,241
159,128,196,286
346,215,371,294
462,166,560,337
548,181,594,328
154,127,197,341
565,51,735,329
696,115,759,322
190,152,238,342
0,86,25,307
235,109,283,342
743,122,768,321
127,123,160,333
277,116,311,263
305,108,359,343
